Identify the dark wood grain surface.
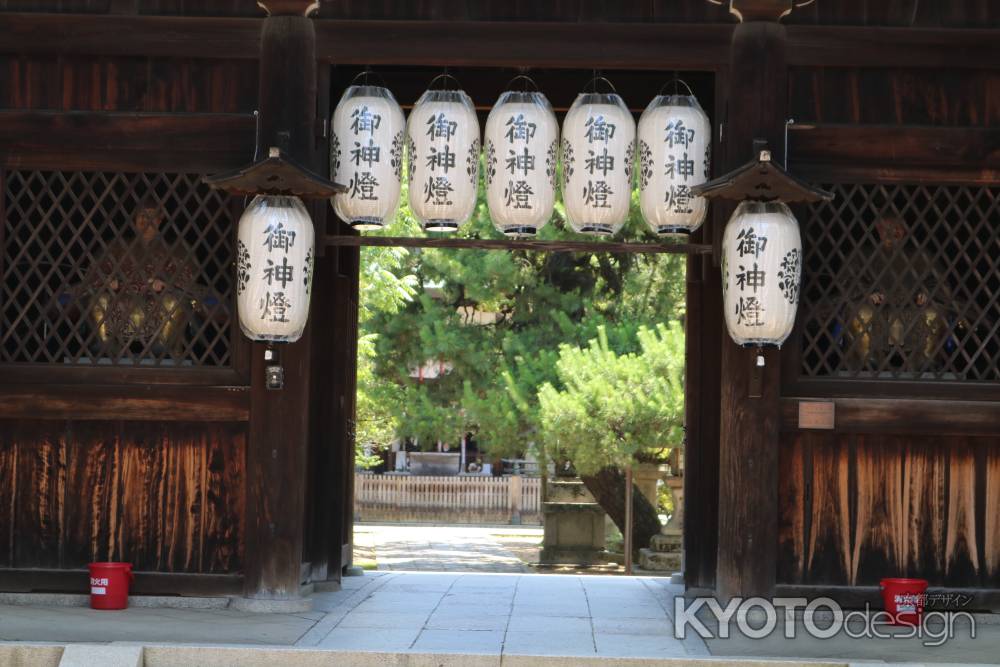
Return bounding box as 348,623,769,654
0,420,245,573
779,431,1000,588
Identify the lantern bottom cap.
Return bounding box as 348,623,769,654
576,224,615,236
240,323,304,344
350,217,385,231
423,220,460,232
656,227,696,237
500,225,537,238
736,341,783,350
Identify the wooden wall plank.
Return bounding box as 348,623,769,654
777,433,806,584
60,421,119,567
804,432,852,585
0,428,15,567
0,111,255,172
986,451,1000,582
201,424,244,573
12,422,64,568
902,439,946,580
945,440,981,587
852,436,905,585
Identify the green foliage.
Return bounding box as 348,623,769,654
537,323,685,477
357,164,687,469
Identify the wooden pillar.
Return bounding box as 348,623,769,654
715,13,789,601
244,0,319,600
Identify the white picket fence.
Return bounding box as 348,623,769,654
354,473,542,524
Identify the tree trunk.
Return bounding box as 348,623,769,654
581,467,661,556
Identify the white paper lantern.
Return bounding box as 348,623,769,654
236,195,315,343
330,84,406,230
637,91,711,237
484,88,559,237
407,84,480,232
721,201,802,347
561,90,635,236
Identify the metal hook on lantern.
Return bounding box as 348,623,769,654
427,72,462,91
504,74,541,93
584,74,617,95
658,76,696,98
348,68,389,89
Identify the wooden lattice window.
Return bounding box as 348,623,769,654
1,171,234,367
799,183,1000,382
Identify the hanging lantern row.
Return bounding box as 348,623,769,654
329,75,712,239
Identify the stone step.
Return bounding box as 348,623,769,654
638,548,682,572
650,533,682,553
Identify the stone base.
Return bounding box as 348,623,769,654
342,565,366,577
60,644,142,667
545,480,596,503
228,596,313,613
312,580,342,592
650,533,682,553
538,547,620,566
638,548,682,572
0,592,229,610
670,571,685,585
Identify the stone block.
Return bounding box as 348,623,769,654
59,645,142,667
638,548,682,572
650,533,682,553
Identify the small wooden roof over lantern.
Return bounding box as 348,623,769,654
691,140,832,204
203,147,345,199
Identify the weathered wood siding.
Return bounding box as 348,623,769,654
0,420,245,572
778,432,1000,588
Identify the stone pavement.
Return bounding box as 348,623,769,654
2,571,999,664
355,523,542,572
298,571,704,658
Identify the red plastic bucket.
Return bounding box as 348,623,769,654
88,562,133,610
880,577,928,625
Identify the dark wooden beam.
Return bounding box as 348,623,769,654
0,111,256,173
780,397,1000,437
323,235,714,255
0,14,263,59
784,25,1000,70
0,365,246,387
715,20,788,602
315,20,733,69
790,124,1000,185
1,15,997,70
0,385,249,422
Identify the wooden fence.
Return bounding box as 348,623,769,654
354,474,542,524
